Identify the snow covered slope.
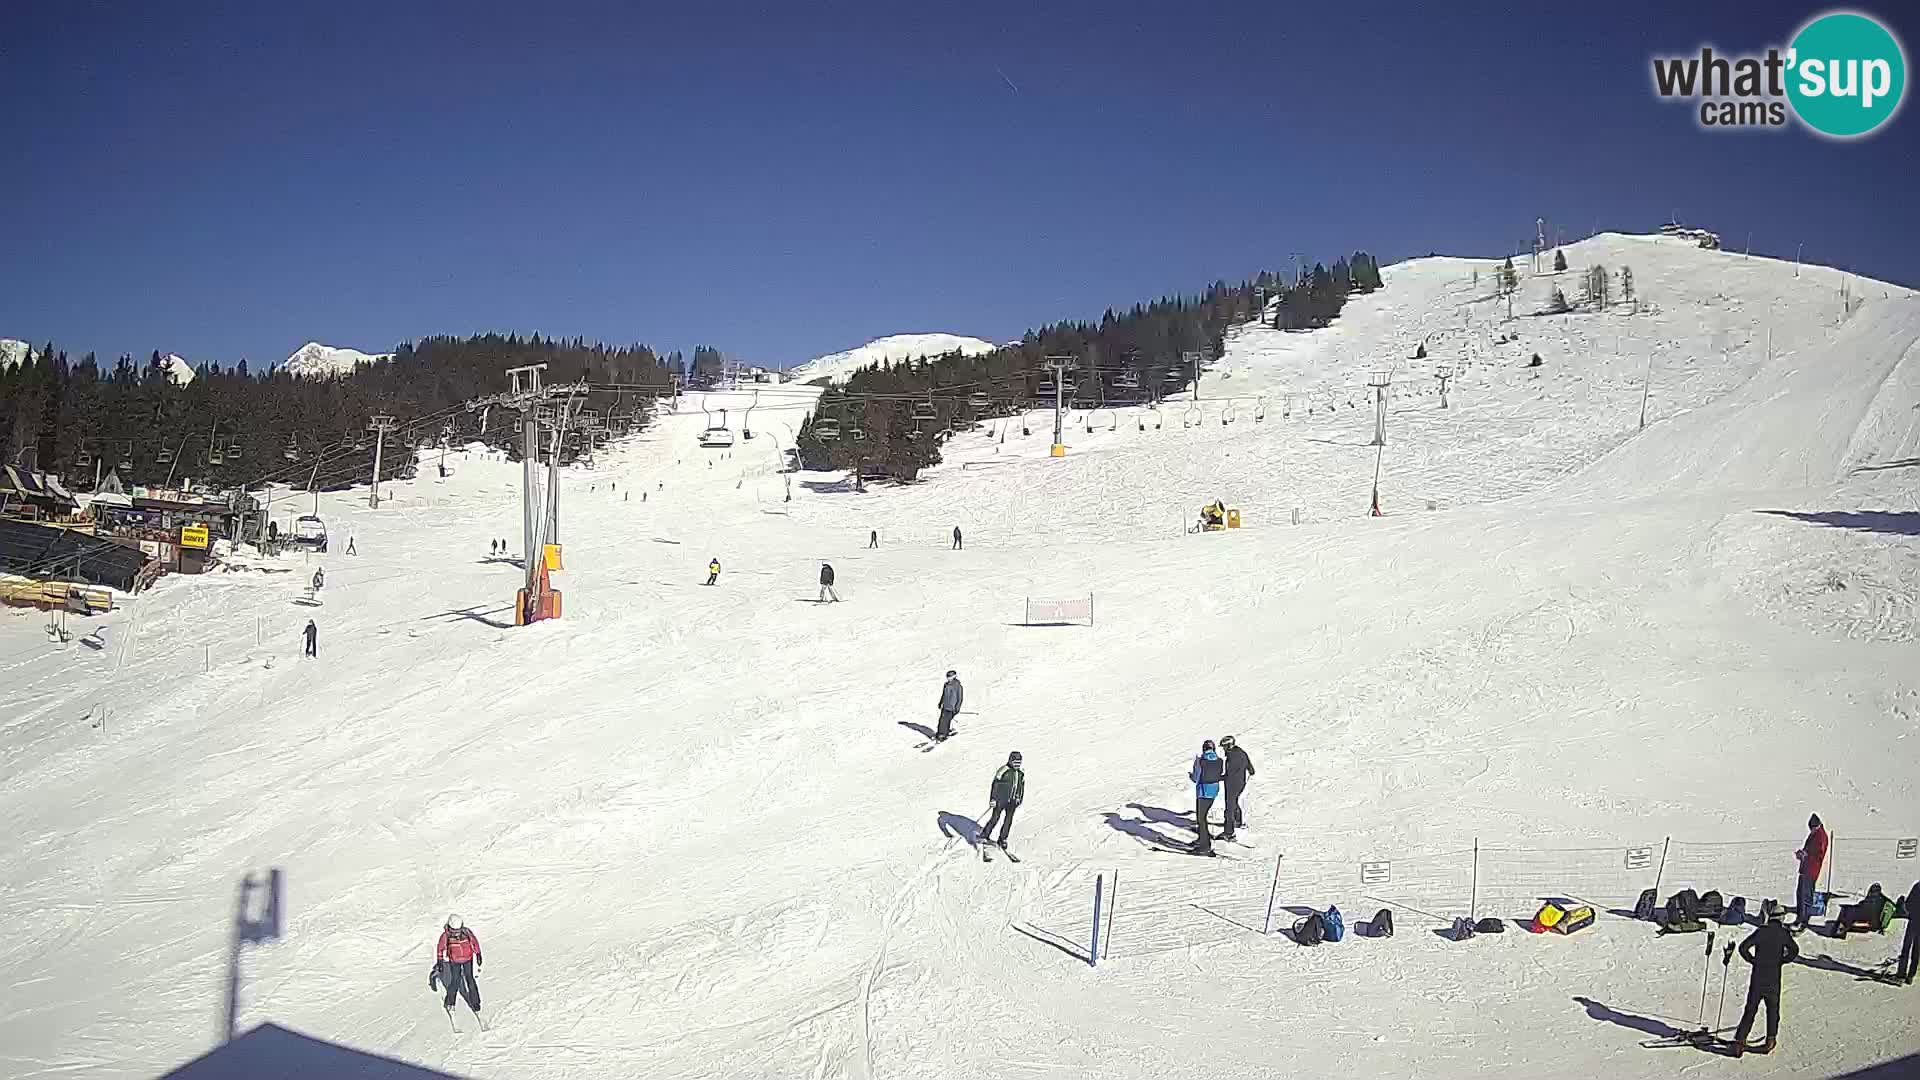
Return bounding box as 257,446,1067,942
0,338,33,367
281,341,392,379
2,238,1918,1080
789,332,996,383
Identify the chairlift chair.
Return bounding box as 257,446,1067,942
1255,396,1269,422
968,391,991,408
158,445,174,464
814,418,842,442
208,443,225,465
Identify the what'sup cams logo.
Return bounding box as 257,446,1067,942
1651,10,1907,138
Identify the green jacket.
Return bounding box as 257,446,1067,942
990,765,1024,807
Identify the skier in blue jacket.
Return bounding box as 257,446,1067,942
1190,740,1225,853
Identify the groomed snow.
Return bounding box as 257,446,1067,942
788,333,997,384
2,236,1917,1080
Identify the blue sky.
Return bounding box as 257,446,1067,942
1,1,1913,369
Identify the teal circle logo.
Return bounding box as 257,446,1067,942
1787,11,1907,138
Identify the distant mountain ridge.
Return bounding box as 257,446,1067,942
281,341,392,379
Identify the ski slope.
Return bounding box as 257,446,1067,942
3,235,1918,1080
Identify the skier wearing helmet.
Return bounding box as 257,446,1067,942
1218,735,1255,841
1190,740,1225,853
935,670,964,741
979,752,1025,849
431,915,484,1026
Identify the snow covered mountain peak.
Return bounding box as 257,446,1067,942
160,353,195,386
0,339,34,368
282,341,391,379
789,333,996,384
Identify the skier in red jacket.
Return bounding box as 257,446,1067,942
430,915,484,1023
1794,815,1830,931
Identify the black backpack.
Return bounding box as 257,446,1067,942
1370,908,1394,939
1719,897,1747,926
1664,888,1700,926
1633,887,1658,921
1475,917,1506,934
1450,916,1476,942
1697,891,1725,921
1292,913,1326,946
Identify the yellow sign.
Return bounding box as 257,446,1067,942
179,524,209,549
543,543,563,571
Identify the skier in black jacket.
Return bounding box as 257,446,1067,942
1732,907,1800,1057
817,562,839,603
1898,881,1920,985
1219,735,1255,841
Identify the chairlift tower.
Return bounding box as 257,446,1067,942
1182,350,1204,402
1045,354,1077,458
1368,370,1392,446
464,362,585,624
366,415,397,507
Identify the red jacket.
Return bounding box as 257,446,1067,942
437,927,482,965
1800,826,1829,880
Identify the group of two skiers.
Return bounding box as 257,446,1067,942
1189,737,1254,854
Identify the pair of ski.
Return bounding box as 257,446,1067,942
916,734,957,752
981,842,1021,863
445,1003,488,1033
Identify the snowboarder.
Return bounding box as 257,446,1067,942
818,562,839,603
869,529,879,549
1731,905,1799,1057
705,558,721,586
979,751,1024,848
346,536,357,556
951,525,963,550
1190,740,1224,853
303,620,317,658
1219,735,1255,841
1898,881,1920,985
936,670,963,741
431,914,484,1025
1794,814,1829,931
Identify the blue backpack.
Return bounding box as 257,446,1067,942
1323,905,1345,943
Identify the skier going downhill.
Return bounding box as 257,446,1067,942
1219,735,1255,841
951,525,963,550
818,562,839,603
303,620,317,658
706,558,721,586
979,752,1024,849
936,670,963,741
1190,740,1224,853
431,914,484,1026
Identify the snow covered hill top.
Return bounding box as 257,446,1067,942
281,341,391,379
0,339,35,368
160,353,195,386
788,332,996,384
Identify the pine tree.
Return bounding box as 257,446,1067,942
1553,249,1568,273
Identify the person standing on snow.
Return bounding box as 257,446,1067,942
431,914,484,1023
979,752,1024,849
1794,814,1829,931
818,562,839,603
346,536,357,556
705,558,721,586
303,620,317,658
1896,881,1920,985
869,529,879,549
1190,740,1225,853
936,670,964,741
1219,735,1255,841
1731,905,1798,1057
951,525,963,550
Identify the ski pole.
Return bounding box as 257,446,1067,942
1715,940,1735,1032
1696,930,1717,1031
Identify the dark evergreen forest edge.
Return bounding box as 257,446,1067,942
0,252,1379,493
797,252,1381,479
